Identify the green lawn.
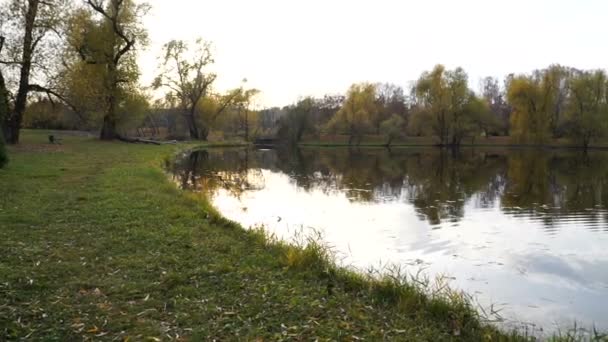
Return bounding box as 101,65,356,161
0,130,574,341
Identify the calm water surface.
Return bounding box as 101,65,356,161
168,147,608,333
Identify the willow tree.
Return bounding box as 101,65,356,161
507,66,574,144
153,39,217,140
413,65,479,146
566,70,608,150
507,76,552,144
480,76,510,135
197,85,258,140
327,83,377,145
278,97,317,144
534,65,571,138
76,0,149,140
55,8,109,128
380,114,406,146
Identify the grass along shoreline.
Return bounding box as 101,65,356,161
0,130,601,340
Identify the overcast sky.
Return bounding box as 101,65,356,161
139,0,608,107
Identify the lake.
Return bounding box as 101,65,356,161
168,147,608,334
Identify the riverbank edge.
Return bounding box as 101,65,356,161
0,130,596,340
170,144,608,341
163,148,534,340
298,141,608,150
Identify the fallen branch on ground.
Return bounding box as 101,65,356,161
117,136,177,145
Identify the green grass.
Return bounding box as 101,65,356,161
0,130,601,341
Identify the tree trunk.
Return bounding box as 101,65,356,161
200,125,210,141
100,82,118,140
582,136,590,152
100,114,118,140
185,111,200,140
100,35,119,140
0,41,8,163
5,0,39,144
244,110,249,141
385,135,393,147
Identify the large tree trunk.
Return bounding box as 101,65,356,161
199,125,210,141
100,46,119,140
0,42,8,165
5,0,39,144
100,76,117,140
100,114,118,140
0,39,8,146
185,111,200,140
4,117,21,145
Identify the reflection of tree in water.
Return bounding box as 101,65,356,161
169,149,265,198
402,149,506,225
503,151,608,232
272,147,506,223
168,147,608,233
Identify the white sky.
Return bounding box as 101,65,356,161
139,0,608,107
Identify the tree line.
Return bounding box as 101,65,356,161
277,64,608,150
0,0,607,155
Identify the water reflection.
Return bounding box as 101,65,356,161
171,149,265,198
169,148,608,232
168,147,608,333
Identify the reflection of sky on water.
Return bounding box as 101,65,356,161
170,148,608,335
211,171,608,334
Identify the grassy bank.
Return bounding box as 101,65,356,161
0,130,586,340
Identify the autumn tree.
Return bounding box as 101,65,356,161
327,83,377,145
278,97,316,144
507,76,552,144
507,65,575,144
374,83,407,134
380,114,406,146
55,8,110,128
534,65,571,138
413,65,480,146
154,39,223,140
75,0,149,140
232,88,260,141
480,76,510,135
313,95,344,131
465,94,496,140
0,0,68,144
565,70,608,150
